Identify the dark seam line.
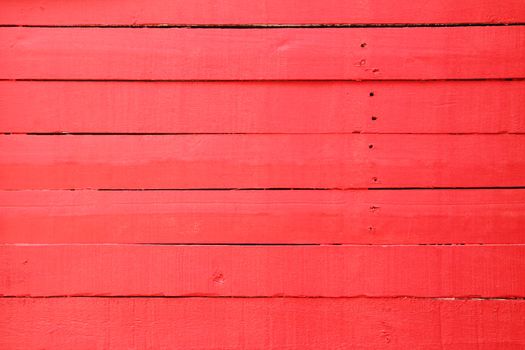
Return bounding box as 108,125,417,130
1,23,525,28
19,243,520,246
3,132,524,136
1,78,524,83
4,243,523,246
368,186,525,190
1,295,524,300
2,187,525,191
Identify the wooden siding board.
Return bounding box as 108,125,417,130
1,134,524,189
1,189,524,244
1,244,524,298
2,27,525,80
2,298,525,350
2,80,524,134
1,0,524,25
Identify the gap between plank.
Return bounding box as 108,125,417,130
1,78,524,83
3,132,524,135
1,23,524,29
2,187,525,191
3,243,525,246
1,295,524,300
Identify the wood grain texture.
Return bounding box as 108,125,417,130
1,134,524,189
1,189,524,244
2,297,525,350
1,0,524,25
2,27,525,80
2,3,524,349
2,245,524,297
2,80,524,134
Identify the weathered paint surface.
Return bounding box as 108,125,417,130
2,80,524,134
2,244,525,297
1,134,524,189
1,0,524,24
1,27,525,80
1,1,524,348
1,189,524,244
2,298,525,350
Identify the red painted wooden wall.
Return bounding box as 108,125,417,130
1,1,525,349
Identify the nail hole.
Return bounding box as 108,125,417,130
368,226,375,232
371,116,377,121
369,92,374,97
368,144,374,149
372,177,378,182
361,42,367,48
212,272,225,284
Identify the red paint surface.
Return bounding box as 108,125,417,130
2,298,525,350
2,244,524,298
1,1,525,347
1,189,524,244
2,0,524,25
2,27,525,80
2,80,524,134
2,134,524,189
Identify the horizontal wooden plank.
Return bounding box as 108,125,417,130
2,297,524,350
2,245,524,297
2,0,525,25
2,80,524,133
1,134,524,189
1,189,524,244
1,27,524,80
